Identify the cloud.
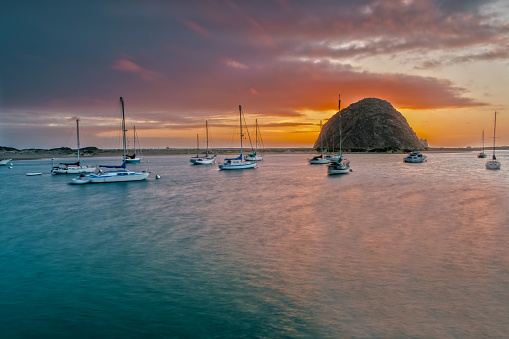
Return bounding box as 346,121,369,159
223,58,249,69
111,59,165,82
1,0,507,148
181,19,210,36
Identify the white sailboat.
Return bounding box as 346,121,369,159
327,94,344,162
218,105,256,170
124,125,142,163
486,111,501,170
477,130,487,158
51,118,97,174
190,121,217,165
309,120,329,164
328,95,350,175
70,97,149,184
245,119,263,161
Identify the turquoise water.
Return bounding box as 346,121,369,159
1,152,509,338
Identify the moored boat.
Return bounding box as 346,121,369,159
244,119,263,161
477,130,487,158
69,97,149,184
218,105,256,170
51,119,97,174
190,121,216,165
404,151,427,163
309,120,330,164
328,94,351,175
124,125,142,163
485,111,501,170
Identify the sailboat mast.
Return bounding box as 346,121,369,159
76,118,80,164
482,130,485,152
133,126,136,156
320,120,323,156
196,134,199,157
206,120,209,156
121,97,126,160
493,112,497,160
255,119,258,153
239,105,243,156
338,94,342,156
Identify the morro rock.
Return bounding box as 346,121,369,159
314,98,427,151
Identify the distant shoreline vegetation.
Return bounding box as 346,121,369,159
1,145,508,160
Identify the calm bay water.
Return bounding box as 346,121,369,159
1,152,508,338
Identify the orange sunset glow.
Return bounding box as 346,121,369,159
1,1,508,149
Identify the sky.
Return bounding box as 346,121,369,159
1,0,508,149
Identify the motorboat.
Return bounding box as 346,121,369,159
404,151,427,163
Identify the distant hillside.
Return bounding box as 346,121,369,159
314,98,427,151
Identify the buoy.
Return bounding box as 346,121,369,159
155,175,161,179
349,169,353,172
9,166,13,169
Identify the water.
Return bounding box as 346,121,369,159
1,152,508,338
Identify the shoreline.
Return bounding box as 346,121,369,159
1,147,505,161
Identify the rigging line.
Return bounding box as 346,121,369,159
241,108,254,151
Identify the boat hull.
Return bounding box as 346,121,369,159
190,156,216,165
485,160,501,170
0,159,12,166
52,166,97,174
70,170,149,184
309,158,330,164
404,158,426,163
125,158,142,163
218,161,256,170
244,155,263,161
328,168,350,175
477,153,487,158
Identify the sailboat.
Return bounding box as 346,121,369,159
477,130,487,158
245,119,263,161
485,111,501,170
51,118,97,174
124,125,142,163
218,105,257,170
309,120,330,164
190,121,217,165
328,95,351,175
69,97,150,184
327,94,343,162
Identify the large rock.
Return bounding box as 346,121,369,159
314,98,427,151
